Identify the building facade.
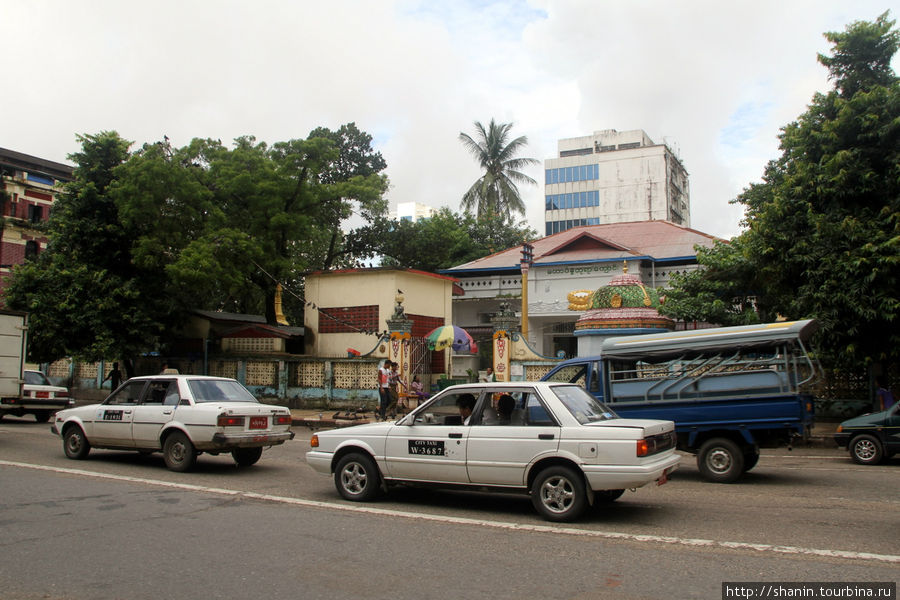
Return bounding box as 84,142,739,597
544,129,690,235
303,268,458,371
0,148,73,301
443,221,718,359
396,201,435,222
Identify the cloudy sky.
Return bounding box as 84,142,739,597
3,1,896,240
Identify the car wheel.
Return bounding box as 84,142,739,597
232,447,263,467
334,452,382,502
697,438,745,483
594,489,625,504
63,425,91,460
33,410,52,423
163,432,197,472
531,465,587,522
742,447,760,472
849,434,884,465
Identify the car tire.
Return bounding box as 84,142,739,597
334,452,382,502
33,410,52,423
232,447,263,467
63,425,91,460
594,489,625,504
849,434,884,465
697,438,745,483
531,465,587,522
163,432,197,472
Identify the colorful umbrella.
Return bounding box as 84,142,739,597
425,325,477,353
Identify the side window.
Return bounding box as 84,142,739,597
163,382,181,406
544,364,587,388
144,380,177,405
414,391,478,426
106,381,146,405
589,363,602,394
524,394,556,426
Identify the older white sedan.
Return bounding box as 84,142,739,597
52,375,294,472
307,382,680,522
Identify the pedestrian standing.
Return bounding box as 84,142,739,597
377,361,391,420
387,361,406,417
876,378,895,411
102,362,123,390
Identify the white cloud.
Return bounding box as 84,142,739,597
2,0,897,240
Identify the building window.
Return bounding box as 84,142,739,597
24,241,39,261
26,173,54,186
319,305,379,334
28,204,43,224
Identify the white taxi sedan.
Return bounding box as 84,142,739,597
307,382,680,522
52,375,294,472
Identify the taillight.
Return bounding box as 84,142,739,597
57,391,68,398
836,425,843,433
217,415,245,427
636,439,649,457
274,414,292,426
310,434,319,448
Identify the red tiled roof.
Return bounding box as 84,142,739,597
446,221,721,272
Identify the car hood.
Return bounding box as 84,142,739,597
839,410,889,428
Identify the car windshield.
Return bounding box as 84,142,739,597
188,379,258,403
551,385,618,424
24,371,50,385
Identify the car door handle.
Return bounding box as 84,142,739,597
449,433,463,439
163,410,172,415
124,410,132,415
538,434,555,440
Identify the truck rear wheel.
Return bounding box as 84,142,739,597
697,438,745,483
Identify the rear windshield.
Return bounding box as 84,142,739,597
188,380,258,403
552,385,618,424
24,371,51,386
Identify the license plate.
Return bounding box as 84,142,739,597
249,416,268,429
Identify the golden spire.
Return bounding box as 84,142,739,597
275,284,289,325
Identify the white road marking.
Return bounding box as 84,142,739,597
2,459,897,565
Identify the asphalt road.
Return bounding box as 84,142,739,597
1,416,897,600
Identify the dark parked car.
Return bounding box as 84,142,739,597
833,404,900,465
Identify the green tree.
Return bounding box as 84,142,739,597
305,123,389,270
6,125,390,366
5,132,174,373
664,13,900,373
112,128,388,325
459,119,538,221
368,207,537,272
659,238,766,327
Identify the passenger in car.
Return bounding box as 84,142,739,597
456,394,476,425
496,394,515,424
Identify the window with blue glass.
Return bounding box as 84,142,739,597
544,164,600,185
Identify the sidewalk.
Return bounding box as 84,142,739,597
290,408,841,448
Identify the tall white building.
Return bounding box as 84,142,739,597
396,201,435,222
544,129,690,235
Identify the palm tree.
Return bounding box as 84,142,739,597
458,119,539,219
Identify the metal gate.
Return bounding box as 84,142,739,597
408,337,433,376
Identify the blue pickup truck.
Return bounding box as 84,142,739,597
542,320,819,482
